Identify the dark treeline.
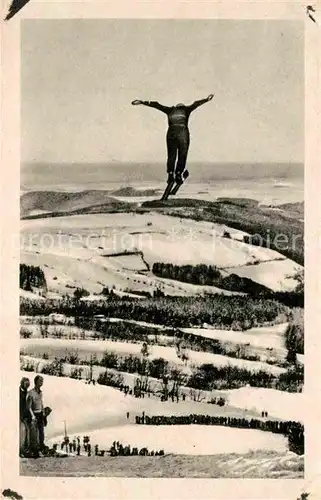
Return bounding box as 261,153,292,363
29,350,303,392
188,363,277,391
100,351,152,376
276,364,304,392
20,264,47,293
73,288,90,300
102,286,165,299
135,413,304,455
93,347,302,393
20,308,303,360
190,363,303,392
266,289,303,309
36,352,171,381
152,262,304,307
20,294,289,330
152,262,270,297
152,263,221,286
72,317,263,362
97,370,124,388
74,316,150,342
285,321,304,355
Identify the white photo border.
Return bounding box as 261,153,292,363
1,1,321,499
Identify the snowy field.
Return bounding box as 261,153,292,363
180,323,303,365
20,321,296,363
20,372,133,438
224,259,302,292
21,358,303,422
20,316,303,366
182,323,288,350
225,387,304,423
20,362,263,419
20,290,46,301
55,425,288,456
20,338,286,375
20,324,103,339
20,372,291,457
20,450,304,479
20,250,239,297
20,212,301,294
21,371,303,429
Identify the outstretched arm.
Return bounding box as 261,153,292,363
187,94,214,113
132,100,171,114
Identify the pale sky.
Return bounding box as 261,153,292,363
21,19,304,164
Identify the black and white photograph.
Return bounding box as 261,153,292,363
2,3,320,495
17,17,306,479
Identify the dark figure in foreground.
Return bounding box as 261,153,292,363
132,94,214,199
27,375,47,457
19,377,30,457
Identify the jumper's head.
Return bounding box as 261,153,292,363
175,103,185,108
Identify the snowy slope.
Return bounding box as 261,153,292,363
21,338,286,375
21,212,302,294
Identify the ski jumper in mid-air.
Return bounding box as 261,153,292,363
132,94,214,200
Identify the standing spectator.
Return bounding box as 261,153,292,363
19,377,30,457
126,411,130,420
27,375,46,457
64,436,70,451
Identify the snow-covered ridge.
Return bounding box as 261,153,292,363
21,212,302,295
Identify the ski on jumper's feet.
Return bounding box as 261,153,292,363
161,179,175,201
170,170,189,196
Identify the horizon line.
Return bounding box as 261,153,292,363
22,161,304,166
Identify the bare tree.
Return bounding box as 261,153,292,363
175,338,189,365
39,323,48,338
139,342,150,394
189,388,205,402
169,369,186,402
160,375,169,401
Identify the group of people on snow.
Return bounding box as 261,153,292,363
19,375,51,458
